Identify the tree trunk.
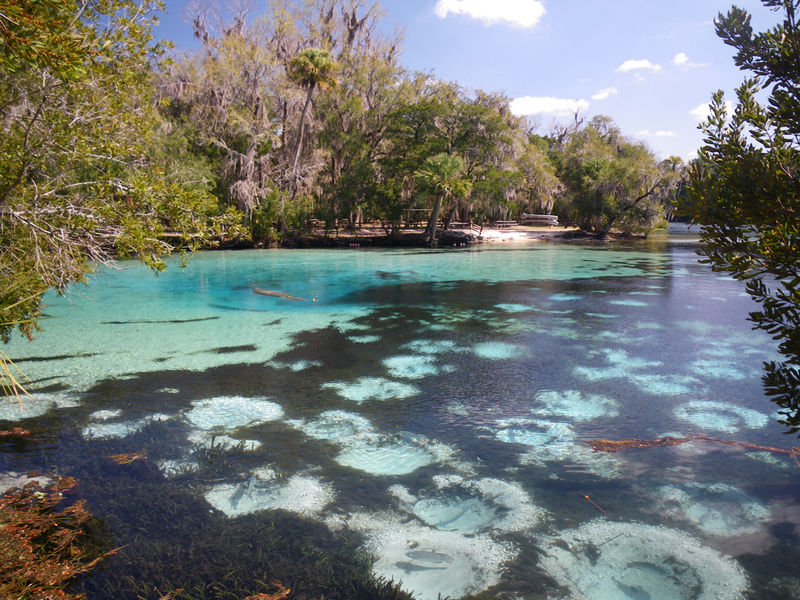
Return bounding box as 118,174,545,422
291,84,316,191
426,193,444,247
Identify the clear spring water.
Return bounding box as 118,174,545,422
2,226,799,600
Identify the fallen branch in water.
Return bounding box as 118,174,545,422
0,427,30,437
253,287,304,301
587,434,800,468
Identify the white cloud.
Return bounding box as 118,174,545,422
617,59,662,73
434,0,545,28
591,87,618,101
690,100,734,121
510,96,590,116
674,52,707,68
637,129,676,137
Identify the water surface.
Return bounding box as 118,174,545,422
2,228,798,600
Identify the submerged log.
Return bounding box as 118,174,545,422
587,434,800,468
253,288,305,301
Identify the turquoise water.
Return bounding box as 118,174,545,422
2,228,799,600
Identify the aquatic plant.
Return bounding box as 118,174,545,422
0,476,110,599
71,471,415,600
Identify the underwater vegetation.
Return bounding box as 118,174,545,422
0,476,110,600
62,449,416,600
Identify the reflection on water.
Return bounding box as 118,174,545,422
2,229,799,599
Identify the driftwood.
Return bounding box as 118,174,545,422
587,434,800,468
253,287,304,301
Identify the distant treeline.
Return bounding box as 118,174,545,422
159,0,686,243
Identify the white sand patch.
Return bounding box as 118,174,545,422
336,440,436,475
267,359,322,371
655,482,771,537
0,471,53,494
205,470,334,517
335,432,453,476
395,477,547,534
490,418,623,478
383,354,441,379
538,520,749,600
674,400,768,433
402,339,460,355
82,413,170,440
185,396,283,430
0,394,78,421
342,512,516,600
321,376,420,403
89,409,123,420
287,410,373,442
472,342,525,360
532,389,619,421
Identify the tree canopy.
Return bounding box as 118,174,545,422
683,0,800,432
0,0,243,341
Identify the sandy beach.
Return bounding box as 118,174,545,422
304,223,578,246
475,225,577,243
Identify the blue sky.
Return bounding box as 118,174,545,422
156,0,779,160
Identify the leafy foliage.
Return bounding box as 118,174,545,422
415,152,472,245
684,0,800,432
556,116,678,235
0,0,245,342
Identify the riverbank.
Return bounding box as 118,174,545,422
276,224,579,248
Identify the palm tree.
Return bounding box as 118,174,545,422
288,48,337,188
415,153,472,246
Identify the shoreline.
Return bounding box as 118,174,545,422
271,224,581,249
